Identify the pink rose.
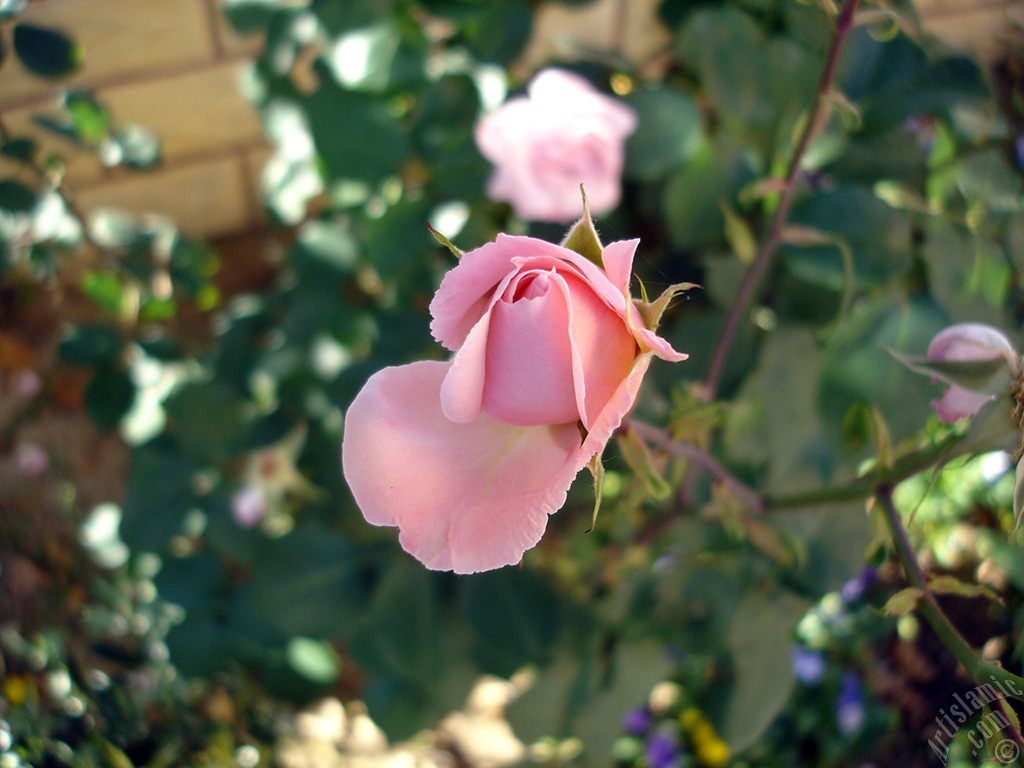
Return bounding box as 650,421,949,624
342,231,685,573
927,322,1015,422
475,69,637,223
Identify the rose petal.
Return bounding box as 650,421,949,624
932,387,995,423
927,322,1014,365
578,353,653,463
482,271,579,425
600,238,638,298
342,360,584,573
557,273,639,427
430,241,517,351
430,235,627,355
440,306,492,424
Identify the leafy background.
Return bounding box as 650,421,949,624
2,0,1024,766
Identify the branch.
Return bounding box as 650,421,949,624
875,486,1024,701
629,419,764,512
702,0,862,399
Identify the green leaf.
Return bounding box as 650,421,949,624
0,178,37,213
719,590,811,753
250,524,367,638
461,569,560,677
120,443,198,551
85,365,135,431
305,69,409,185
623,86,703,182
882,586,923,616
12,23,80,78
663,142,757,251
81,271,123,315
63,91,111,145
779,187,911,291
723,327,826,495
0,137,36,162
463,0,532,64
164,381,248,463
352,563,438,680
927,575,998,600
58,324,121,365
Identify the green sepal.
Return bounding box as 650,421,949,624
427,222,463,259
585,452,605,533
634,282,699,330
957,396,1020,457
886,347,1012,398
560,186,603,267
617,428,672,501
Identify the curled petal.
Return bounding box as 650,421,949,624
927,322,1015,422
342,361,583,573
482,271,579,425
927,323,1014,364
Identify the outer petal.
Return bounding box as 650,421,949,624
430,241,516,350
600,238,639,299
341,361,583,573
927,322,1014,363
576,353,653,467
558,273,639,427
932,387,994,423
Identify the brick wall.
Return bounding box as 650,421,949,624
0,0,268,238
0,0,1020,240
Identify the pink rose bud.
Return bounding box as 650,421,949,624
475,69,637,223
927,322,1014,422
342,233,685,573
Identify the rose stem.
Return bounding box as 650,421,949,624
702,0,862,400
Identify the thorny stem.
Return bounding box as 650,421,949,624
702,0,862,399
875,486,1024,705
628,419,764,513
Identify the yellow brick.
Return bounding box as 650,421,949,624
102,63,264,163
516,0,670,79
0,0,215,104
243,143,274,217
917,0,1011,16
0,63,265,188
75,156,251,236
922,3,1024,59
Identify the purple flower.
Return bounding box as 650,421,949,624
622,706,652,737
1016,137,1024,170
840,566,877,605
644,731,679,768
836,672,865,735
790,644,826,686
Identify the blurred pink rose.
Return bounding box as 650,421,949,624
475,69,637,223
927,322,1014,422
342,233,684,573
